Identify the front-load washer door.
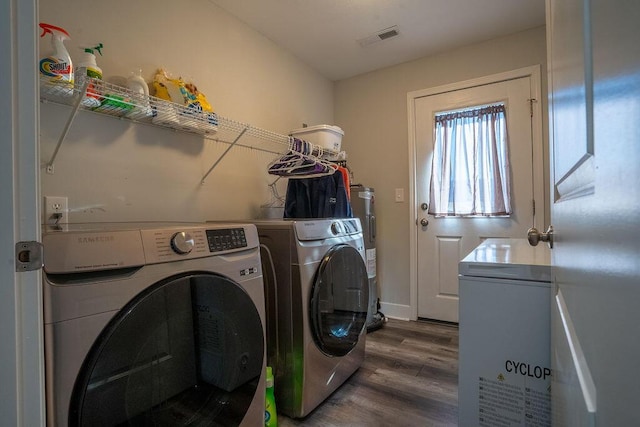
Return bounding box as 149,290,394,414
68,272,264,427
309,244,369,357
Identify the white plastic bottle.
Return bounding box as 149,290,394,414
127,69,152,117
39,22,74,97
75,44,103,108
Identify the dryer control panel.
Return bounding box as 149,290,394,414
294,219,362,241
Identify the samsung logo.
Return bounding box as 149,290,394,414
77,235,115,244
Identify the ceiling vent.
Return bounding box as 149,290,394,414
357,25,400,47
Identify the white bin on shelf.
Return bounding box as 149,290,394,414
289,125,344,152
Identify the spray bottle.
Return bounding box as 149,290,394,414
265,366,277,427
75,43,103,108
39,23,73,96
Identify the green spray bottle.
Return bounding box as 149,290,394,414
75,43,103,108
265,366,277,427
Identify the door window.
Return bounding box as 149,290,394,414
69,273,264,427
430,104,512,217
309,245,368,357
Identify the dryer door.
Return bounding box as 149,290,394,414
68,272,264,427
310,244,369,357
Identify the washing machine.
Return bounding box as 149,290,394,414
254,219,369,418
42,222,266,426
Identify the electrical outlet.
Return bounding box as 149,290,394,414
44,196,68,224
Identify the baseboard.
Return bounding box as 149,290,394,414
379,302,412,321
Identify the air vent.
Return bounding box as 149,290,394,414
378,28,399,40
357,25,400,47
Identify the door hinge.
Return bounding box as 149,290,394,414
528,98,538,118
15,241,44,272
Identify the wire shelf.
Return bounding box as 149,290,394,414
39,77,342,179
40,76,219,133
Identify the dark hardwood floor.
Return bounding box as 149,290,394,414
279,318,459,426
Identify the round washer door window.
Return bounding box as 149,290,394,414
69,273,264,427
309,244,369,357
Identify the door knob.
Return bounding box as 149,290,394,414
420,218,429,227
527,225,554,248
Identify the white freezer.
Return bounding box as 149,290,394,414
458,237,551,282
458,238,552,427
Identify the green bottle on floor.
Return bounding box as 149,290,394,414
265,366,277,427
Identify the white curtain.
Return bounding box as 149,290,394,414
429,104,512,216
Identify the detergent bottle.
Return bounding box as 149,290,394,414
39,23,73,96
127,69,152,117
265,366,277,427
75,43,103,108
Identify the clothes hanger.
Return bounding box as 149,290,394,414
268,154,334,178
267,137,337,179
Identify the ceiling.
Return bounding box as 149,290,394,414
208,0,546,81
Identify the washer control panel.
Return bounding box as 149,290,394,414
141,225,254,264
171,231,195,254
206,228,247,253
42,223,259,273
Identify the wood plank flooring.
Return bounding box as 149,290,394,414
279,318,459,426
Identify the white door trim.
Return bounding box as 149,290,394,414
0,0,45,424
406,65,544,321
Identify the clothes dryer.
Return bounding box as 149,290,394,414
42,223,265,426
254,219,369,418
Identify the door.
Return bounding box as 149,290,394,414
412,70,544,322
547,0,640,424
68,273,264,426
0,0,45,425
309,244,368,356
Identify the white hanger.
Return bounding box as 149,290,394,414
267,137,337,179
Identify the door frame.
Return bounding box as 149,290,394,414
1,0,45,424
406,65,545,321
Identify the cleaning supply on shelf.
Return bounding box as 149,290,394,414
94,94,134,115
185,81,219,131
75,43,103,108
265,366,277,427
126,69,152,118
39,23,73,97
152,68,184,103
166,74,203,133
185,82,213,112
151,68,182,127
151,68,217,133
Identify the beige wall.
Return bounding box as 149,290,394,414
38,0,547,316
39,0,333,223
334,27,549,316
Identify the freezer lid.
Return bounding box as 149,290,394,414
458,238,551,282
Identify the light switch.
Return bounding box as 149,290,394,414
395,188,404,203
